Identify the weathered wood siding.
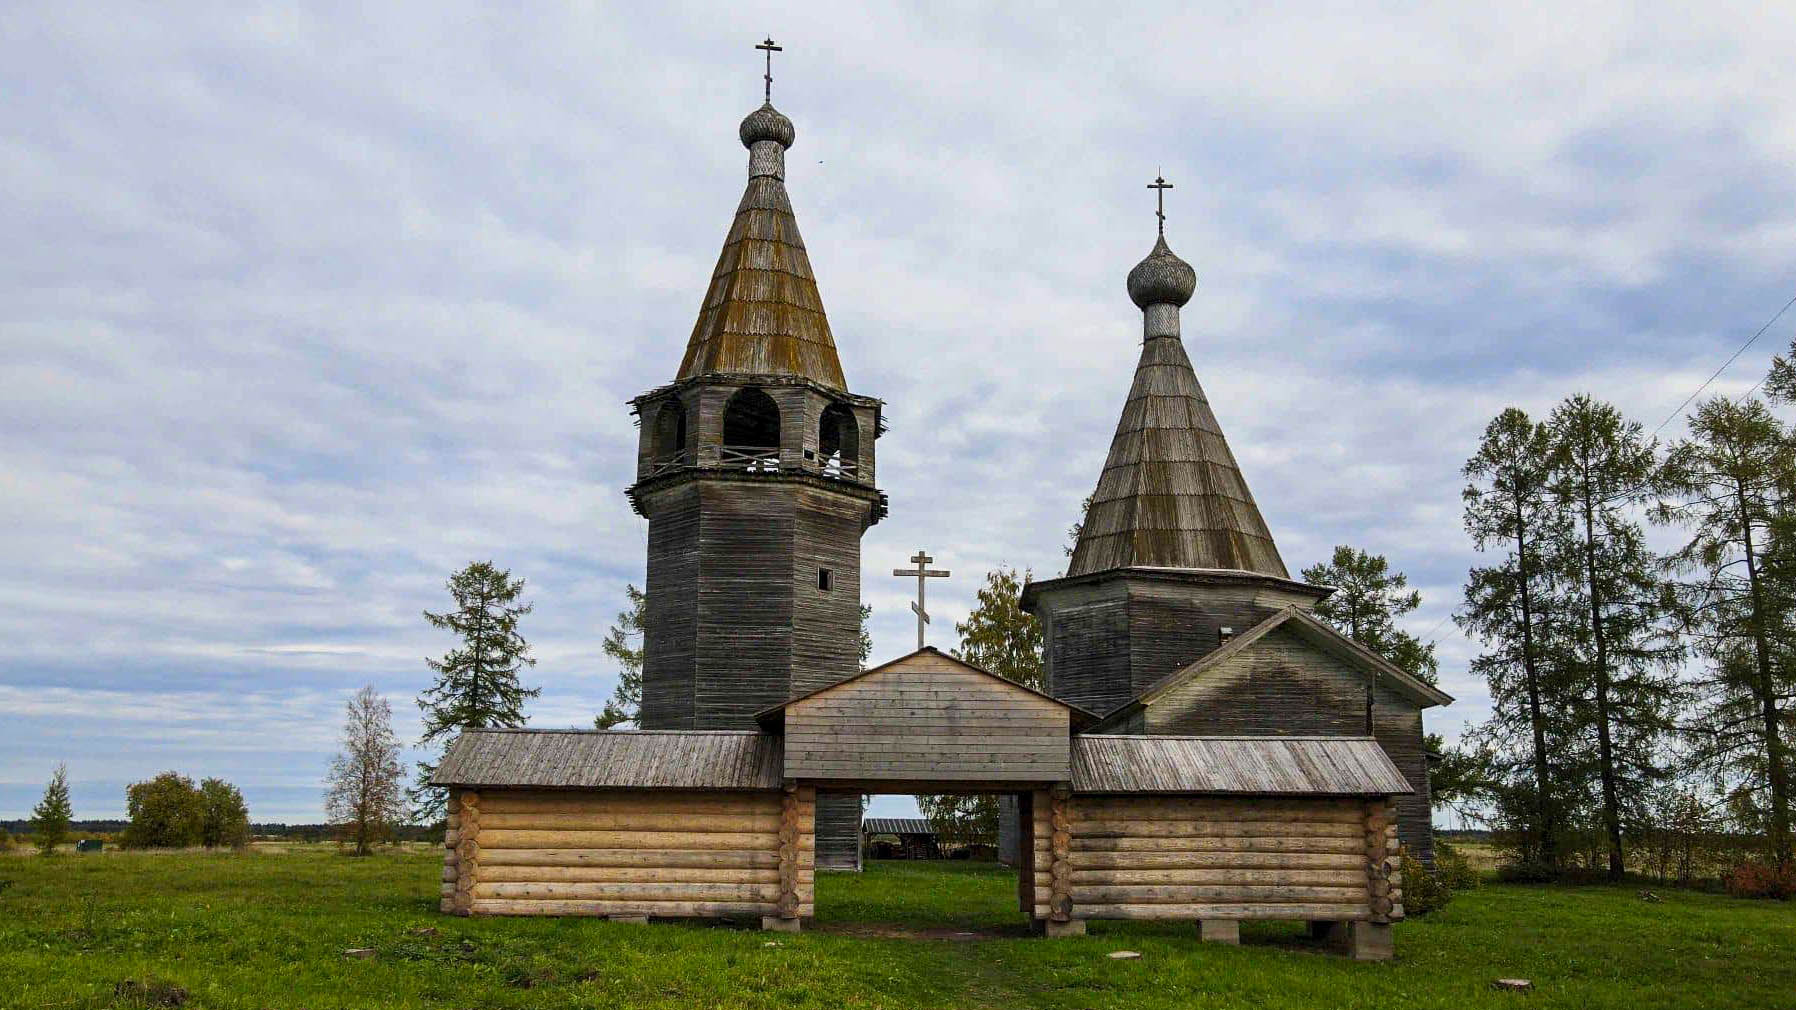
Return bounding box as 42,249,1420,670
1139,624,1435,862
814,791,862,871
1035,575,1319,716
1156,653,1435,864
783,651,1072,782
443,788,813,919
1028,793,1403,923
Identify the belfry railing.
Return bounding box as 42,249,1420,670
645,446,864,483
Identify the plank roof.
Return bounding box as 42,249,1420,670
430,729,783,790
675,122,847,390
1066,324,1287,578
1072,735,1412,795
863,817,937,836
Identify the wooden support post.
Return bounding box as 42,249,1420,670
1042,918,1086,937
761,916,802,933
440,806,461,913
776,783,802,924
1199,919,1240,944
454,791,480,916
1048,785,1074,925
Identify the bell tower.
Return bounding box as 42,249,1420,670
626,51,886,731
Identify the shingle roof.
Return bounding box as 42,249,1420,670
1072,735,1412,795
1066,321,1287,578
675,113,846,390
863,818,937,836
430,729,782,790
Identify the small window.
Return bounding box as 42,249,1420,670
818,568,832,591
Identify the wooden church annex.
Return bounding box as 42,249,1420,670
429,42,1449,961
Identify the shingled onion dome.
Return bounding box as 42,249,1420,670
739,101,795,149
1126,234,1198,309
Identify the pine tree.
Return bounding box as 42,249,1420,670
1300,545,1440,684
1458,408,1573,868
951,567,1044,690
30,764,73,855
594,584,646,729
411,561,539,820
1655,395,1796,865
1543,394,1681,880
326,685,406,855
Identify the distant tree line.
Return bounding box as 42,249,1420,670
15,765,252,853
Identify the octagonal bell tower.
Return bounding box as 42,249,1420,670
626,81,886,732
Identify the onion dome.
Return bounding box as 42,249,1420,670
1126,234,1197,309
739,102,796,149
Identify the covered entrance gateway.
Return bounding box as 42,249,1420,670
432,649,1410,960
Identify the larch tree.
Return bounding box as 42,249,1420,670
411,561,540,821
594,584,646,730
1543,394,1681,881
1458,408,1574,868
326,685,406,855
30,764,73,855
1655,395,1796,865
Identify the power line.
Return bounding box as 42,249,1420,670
1652,291,1796,436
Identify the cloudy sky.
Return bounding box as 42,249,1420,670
5,3,1795,822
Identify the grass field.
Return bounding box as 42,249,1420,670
1,847,1792,1009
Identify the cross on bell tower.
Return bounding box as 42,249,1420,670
756,36,782,101
1148,173,1173,236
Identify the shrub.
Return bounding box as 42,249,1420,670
122,772,204,849
198,779,250,850
1723,860,1796,900
1496,860,1561,884
0,827,13,852
1399,842,1477,917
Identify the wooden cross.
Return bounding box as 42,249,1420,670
892,550,950,650
1148,173,1173,235
756,37,783,102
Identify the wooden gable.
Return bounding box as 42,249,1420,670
767,648,1083,785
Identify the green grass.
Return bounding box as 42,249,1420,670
1,848,1792,1009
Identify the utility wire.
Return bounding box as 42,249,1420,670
1651,291,1796,436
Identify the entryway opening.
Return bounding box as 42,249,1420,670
811,790,1037,938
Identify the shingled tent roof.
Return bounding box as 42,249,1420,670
675,104,847,390
1066,324,1288,578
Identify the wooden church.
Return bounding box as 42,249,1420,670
430,49,1450,960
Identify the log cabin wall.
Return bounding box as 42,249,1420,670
441,788,813,920
1027,792,1402,924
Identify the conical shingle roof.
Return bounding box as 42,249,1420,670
676,104,847,390
1067,326,1288,579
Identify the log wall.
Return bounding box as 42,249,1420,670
1028,793,1401,924
443,788,813,920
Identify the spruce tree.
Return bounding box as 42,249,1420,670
1543,394,1681,880
412,561,540,819
30,764,73,855
1458,408,1574,868
594,584,646,729
1300,545,1440,684
1655,395,1796,865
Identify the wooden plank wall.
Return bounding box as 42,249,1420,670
1028,793,1401,923
441,789,813,919
1145,624,1435,862
783,652,1071,782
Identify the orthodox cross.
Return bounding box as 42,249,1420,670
1148,173,1173,236
892,550,951,650
756,37,783,102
